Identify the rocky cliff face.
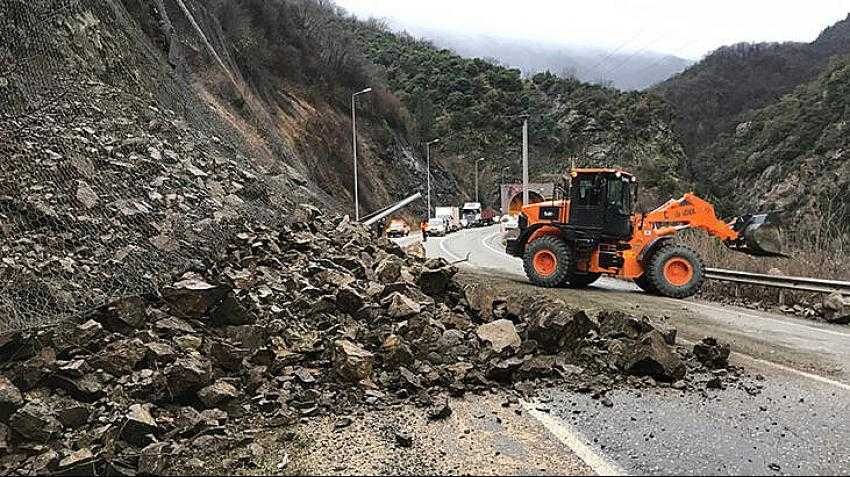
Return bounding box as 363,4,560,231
0,0,449,328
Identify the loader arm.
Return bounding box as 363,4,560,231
641,193,738,241
639,193,783,257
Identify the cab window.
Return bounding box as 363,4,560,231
575,178,601,205
607,177,632,213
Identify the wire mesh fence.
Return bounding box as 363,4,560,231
0,0,306,333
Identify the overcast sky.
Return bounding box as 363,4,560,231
335,0,850,59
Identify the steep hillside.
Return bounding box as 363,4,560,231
653,14,850,156
0,0,446,326
345,20,687,208
695,54,850,239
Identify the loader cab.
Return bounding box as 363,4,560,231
568,169,636,238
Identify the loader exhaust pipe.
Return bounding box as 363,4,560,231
728,213,786,257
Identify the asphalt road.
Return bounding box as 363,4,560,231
393,225,850,475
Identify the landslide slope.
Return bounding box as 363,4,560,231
344,19,688,208
0,0,447,328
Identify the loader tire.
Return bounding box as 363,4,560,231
646,243,705,299
523,236,571,288
634,274,659,295
565,272,601,288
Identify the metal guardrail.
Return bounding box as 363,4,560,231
705,268,850,296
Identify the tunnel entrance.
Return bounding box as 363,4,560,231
508,191,544,215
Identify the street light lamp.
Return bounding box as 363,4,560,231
351,87,373,221
426,138,440,218
475,157,485,204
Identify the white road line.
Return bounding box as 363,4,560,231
740,352,850,391
673,299,850,340
481,230,509,257
522,402,626,476
437,236,464,262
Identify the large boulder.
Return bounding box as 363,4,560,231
598,311,654,340
333,340,374,382
476,319,521,354
609,330,685,381
527,308,596,353
403,243,426,259
0,376,23,421
88,338,148,375
94,295,147,333
822,293,849,324
8,401,62,443
416,263,457,296
209,293,254,326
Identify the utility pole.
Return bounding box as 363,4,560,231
475,157,485,204
426,138,440,218
351,87,372,221
500,166,510,214
521,115,529,206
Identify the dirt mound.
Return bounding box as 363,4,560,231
0,206,743,474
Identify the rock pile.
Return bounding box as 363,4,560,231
0,205,741,475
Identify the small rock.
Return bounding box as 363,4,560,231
333,340,374,382
58,448,94,470
394,430,413,447
428,399,452,420
387,293,421,319
198,380,241,408
693,337,731,369
139,442,169,475
162,275,230,319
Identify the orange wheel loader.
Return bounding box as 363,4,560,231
505,168,783,298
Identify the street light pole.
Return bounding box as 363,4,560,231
426,138,440,218
475,157,484,204
522,116,529,206
351,87,372,221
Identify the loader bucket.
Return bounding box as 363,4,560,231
730,214,786,257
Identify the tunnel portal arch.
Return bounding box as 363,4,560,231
507,191,544,215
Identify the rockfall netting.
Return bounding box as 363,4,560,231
0,0,313,331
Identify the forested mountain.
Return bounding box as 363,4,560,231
653,14,850,157
342,20,687,207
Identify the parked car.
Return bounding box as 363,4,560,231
426,217,448,237
385,219,411,238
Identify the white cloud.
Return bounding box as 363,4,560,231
335,0,850,59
